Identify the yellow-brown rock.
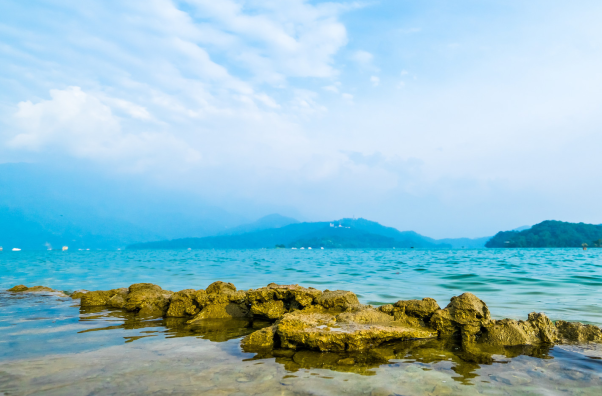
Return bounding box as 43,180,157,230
556,320,602,343
8,285,29,292
166,289,201,317
430,292,491,342
206,281,237,294
124,283,173,316
71,290,89,299
276,310,436,352
394,298,440,319
336,306,394,325
250,299,286,319
241,325,277,351
107,288,129,309
188,302,250,322
315,290,359,310
81,289,122,306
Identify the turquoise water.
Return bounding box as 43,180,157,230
1,248,602,395
2,248,602,323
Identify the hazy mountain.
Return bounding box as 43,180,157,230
218,214,299,236
0,163,248,249
127,218,452,249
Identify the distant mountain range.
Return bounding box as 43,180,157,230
486,220,602,248
127,218,457,249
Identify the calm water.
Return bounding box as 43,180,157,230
1,248,602,395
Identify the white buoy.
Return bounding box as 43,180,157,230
308,247,312,250
12,248,21,251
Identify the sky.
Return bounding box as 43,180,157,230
1,0,602,238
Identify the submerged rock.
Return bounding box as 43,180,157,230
7,285,67,296
81,288,126,307
241,324,277,351
556,320,602,343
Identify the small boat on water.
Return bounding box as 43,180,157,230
62,246,68,251
300,247,305,250
12,248,21,251
308,247,312,250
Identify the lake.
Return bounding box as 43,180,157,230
1,248,602,394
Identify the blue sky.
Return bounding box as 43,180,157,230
1,0,602,238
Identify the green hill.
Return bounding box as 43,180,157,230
486,220,602,248
127,218,452,249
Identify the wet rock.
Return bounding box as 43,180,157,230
123,283,173,316
315,290,359,310
241,325,277,351
81,289,125,306
430,293,491,342
188,302,250,321
527,312,558,344
478,312,558,347
246,284,323,320
277,310,436,352
8,285,29,292
7,285,56,293
250,300,286,320
394,298,440,319
166,289,201,317
71,290,89,299
206,281,237,295
336,306,394,325
556,320,602,343
107,288,129,309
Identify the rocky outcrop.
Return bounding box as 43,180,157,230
246,306,438,352
7,285,66,296
556,320,602,343
12,281,602,356
430,292,492,343
246,283,323,319
187,282,249,322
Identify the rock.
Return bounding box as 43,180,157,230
479,319,538,346
337,357,355,365
246,284,323,320
241,325,277,351
188,303,250,322
315,290,359,310
124,283,173,316
8,285,29,292
527,312,558,344
80,290,120,306
8,285,56,293
107,288,129,309
206,281,237,294
250,300,286,320
336,306,394,325
71,290,89,299
430,293,491,343
166,289,201,317
394,298,440,319
276,310,436,352
556,320,602,343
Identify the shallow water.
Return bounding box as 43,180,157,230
1,248,602,395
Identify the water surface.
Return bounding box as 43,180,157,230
1,248,602,395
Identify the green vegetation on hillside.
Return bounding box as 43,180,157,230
486,220,602,248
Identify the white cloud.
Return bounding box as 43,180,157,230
370,76,380,86
351,50,373,65
6,87,200,171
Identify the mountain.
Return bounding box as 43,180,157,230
0,163,248,250
218,214,299,236
127,218,452,249
486,220,602,248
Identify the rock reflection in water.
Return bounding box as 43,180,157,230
77,306,272,343
245,337,555,384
